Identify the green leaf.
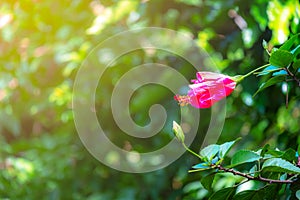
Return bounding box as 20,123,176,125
264,149,284,157
292,59,300,71
200,144,219,161
233,190,263,200
262,158,300,174
272,70,288,76
199,139,240,162
260,144,270,157
281,148,297,162
211,157,219,164
296,190,300,200
233,185,278,200
269,49,294,68
249,164,258,177
209,187,236,200
230,150,260,167
192,162,210,170
279,34,300,51
260,185,279,200
200,173,215,191
219,138,240,158
257,65,280,76
253,75,285,96
291,44,300,55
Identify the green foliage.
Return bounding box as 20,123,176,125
189,140,300,199
254,34,300,96
184,36,300,196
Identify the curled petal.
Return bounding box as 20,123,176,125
175,72,236,109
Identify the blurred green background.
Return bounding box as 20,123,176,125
0,0,299,199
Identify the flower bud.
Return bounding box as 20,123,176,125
172,121,185,143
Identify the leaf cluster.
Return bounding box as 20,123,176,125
255,34,300,97
191,139,300,199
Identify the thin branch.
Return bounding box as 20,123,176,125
285,67,300,87
215,165,295,184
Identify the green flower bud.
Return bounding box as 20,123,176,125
172,121,185,143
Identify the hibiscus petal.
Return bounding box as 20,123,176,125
175,72,237,109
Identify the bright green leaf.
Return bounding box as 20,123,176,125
272,70,288,76
291,44,300,55
200,144,219,161
230,150,260,167
279,34,300,51
219,138,240,158
192,162,210,170
254,75,285,96
269,49,293,68
262,158,300,174
257,65,280,76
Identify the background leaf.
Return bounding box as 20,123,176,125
201,173,216,191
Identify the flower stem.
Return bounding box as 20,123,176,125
182,142,202,160
242,64,270,79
